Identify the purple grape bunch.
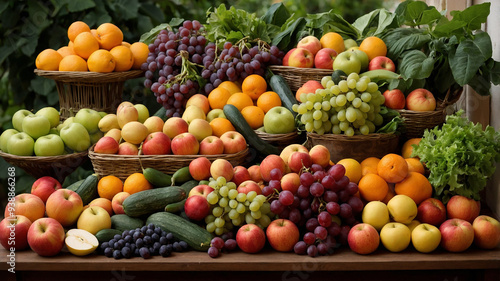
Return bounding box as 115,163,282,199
207,232,238,258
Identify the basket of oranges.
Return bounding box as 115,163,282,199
34,21,147,119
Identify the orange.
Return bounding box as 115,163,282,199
67,21,91,42
209,117,235,138
129,42,149,70
35,49,63,71
257,91,281,113
377,153,409,183
360,157,380,176
401,138,421,159
336,158,362,184
405,158,425,175
95,23,123,50
97,175,123,200
110,45,134,72
73,31,99,59
57,46,76,57
319,32,345,54
87,49,116,73
394,172,433,205
382,184,396,204
358,173,389,202
226,92,253,111
241,106,265,130
359,36,387,61
207,87,231,109
121,41,131,48
59,55,88,71
123,173,153,195
242,74,267,100
219,81,242,95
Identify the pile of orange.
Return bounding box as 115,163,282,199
35,21,148,73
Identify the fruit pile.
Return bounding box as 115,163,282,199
35,21,148,73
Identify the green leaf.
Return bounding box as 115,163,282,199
485,59,500,85
307,11,359,39
352,9,379,36
111,0,139,20
139,3,165,24
384,28,430,59
449,33,491,87
67,0,95,12
0,45,15,66
272,17,306,51
398,50,436,80
432,17,467,38
397,1,429,27
418,7,442,25
450,2,490,32
139,23,171,44
261,2,290,27
30,77,54,97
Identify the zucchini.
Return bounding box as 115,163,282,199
143,167,172,187
95,228,122,244
179,180,199,195
269,74,298,117
171,166,193,186
153,106,167,121
146,212,212,251
65,179,85,192
122,186,186,217
223,104,280,156
74,174,99,205
111,214,144,231
164,198,186,213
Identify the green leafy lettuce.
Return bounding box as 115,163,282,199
412,111,500,203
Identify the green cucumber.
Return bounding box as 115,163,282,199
223,104,280,156
65,179,85,192
122,186,186,217
110,214,144,231
143,167,172,187
179,180,199,195
171,166,193,186
164,198,187,213
95,228,122,244
269,74,298,117
74,174,99,205
153,106,167,121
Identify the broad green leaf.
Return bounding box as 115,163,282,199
384,28,430,59
398,50,436,80
140,23,171,44
261,2,290,27
399,1,429,26
31,77,54,97
139,3,165,23
450,2,490,32
137,14,154,35
0,45,15,66
373,9,397,36
168,18,184,28
485,59,500,85
418,7,441,26
272,17,306,51
467,72,491,96
352,9,379,36
449,33,491,87
429,56,457,98
67,0,95,12
111,0,139,20
306,10,359,39
432,17,467,38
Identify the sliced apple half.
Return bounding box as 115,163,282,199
65,228,99,256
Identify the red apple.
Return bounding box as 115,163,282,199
288,48,314,68
210,158,234,182
4,193,45,223
295,80,324,102
94,136,119,154
383,89,406,110
188,185,215,198
45,189,84,227
87,198,113,217
0,215,32,250
297,35,322,56
288,151,313,173
118,142,139,155
308,144,331,168
248,165,263,184
184,195,210,221
220,131,247,154
111,192,130,215
405,88,436,111
446,195,480,223
347,223,380,254
237,180,262,195
314,48,338,69
282,48,296,66
281,172,300,194
472,215,500,249
27,217,65,256
236,223,266,253
417,198,447,226
163,117,189,139
199,135,224,155
189,157,212,181
368,56,396,72
31,176,62,203
439,218,474,252
142,132,171,155
260,154,286,182
280,144,309,167
171,132,199,155
266,219,299,252
233,166,251,187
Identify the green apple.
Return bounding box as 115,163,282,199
60,123,91,152
263,106,295,134
22,115,51,139
76,206,111,235
206,109,226,123
380,222,411,252
348,48,369,72
387,194,418,224
90,131,104,145
411,223,441,253
0,129,19,152
98,111,107,118
343,38,358,50
361,200,390,231
74,108,102,134
333,51,362,75
35,107,60,128
7,132,34,156
48,128,59,135
57,117,74,133
12,109,34,132
34,134,65,156
134,104,149,123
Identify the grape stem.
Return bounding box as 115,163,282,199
163,50,204,89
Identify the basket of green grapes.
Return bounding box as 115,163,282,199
293,72,401,163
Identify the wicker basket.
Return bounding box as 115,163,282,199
0,150,88,183
88,145,252,180
306,132,400,163
397,87,463,139
255,130,306,150
34,70,144,119
268,65,333,92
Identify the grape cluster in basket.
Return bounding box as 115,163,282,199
99,223,188,259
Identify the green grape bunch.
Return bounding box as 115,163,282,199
292,73,385,136
204,176,272,236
